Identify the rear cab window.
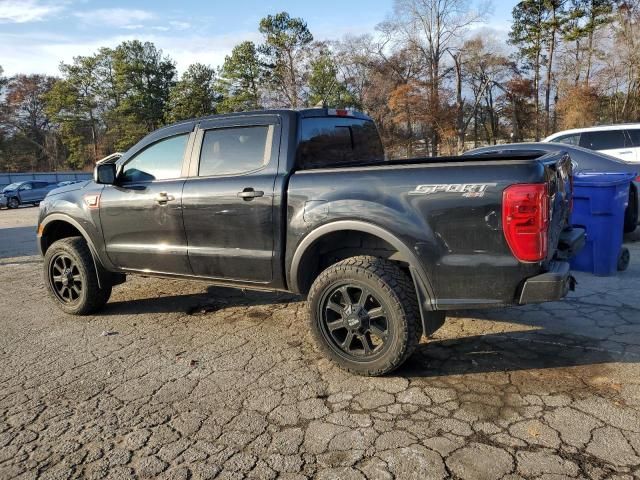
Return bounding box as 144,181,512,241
297,117,384,169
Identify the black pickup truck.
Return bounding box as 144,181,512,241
37,108,583,375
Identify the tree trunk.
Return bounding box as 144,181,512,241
453,53,465,154
544,7,557,137
287,50,297,108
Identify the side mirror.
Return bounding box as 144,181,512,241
94,163,117,185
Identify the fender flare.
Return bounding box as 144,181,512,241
39,213,113,289
289,221,441,331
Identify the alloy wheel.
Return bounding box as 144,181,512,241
49,254,83,304
319,283,391,360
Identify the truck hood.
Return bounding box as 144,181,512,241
47,180,92,197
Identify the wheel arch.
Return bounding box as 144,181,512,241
289,220,443,335
39,214,120,289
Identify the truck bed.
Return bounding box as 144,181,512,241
286,150,573,309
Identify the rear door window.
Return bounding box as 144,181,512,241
297,117,384,169
626,129,640,146
198,126,272,177
579,130,629,150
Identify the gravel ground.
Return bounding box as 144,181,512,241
1,206,639,479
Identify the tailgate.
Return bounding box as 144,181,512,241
542,152,574,261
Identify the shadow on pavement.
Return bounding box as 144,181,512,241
0,226,38,258
399,329,636,378
100,285,300,316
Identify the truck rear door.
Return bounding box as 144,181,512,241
181,115,281,283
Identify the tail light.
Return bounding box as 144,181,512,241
502,183,549,262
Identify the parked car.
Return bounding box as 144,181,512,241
0,181,58,209
57,180,81,187
465,143,639,233
544,123,640,163
37,108,583,375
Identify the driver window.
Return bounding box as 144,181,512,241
20,183,32,190
121,133,188,183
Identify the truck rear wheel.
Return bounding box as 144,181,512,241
44,237,112,315
307,256,422,376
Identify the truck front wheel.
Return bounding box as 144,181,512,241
44,237,112,315
307,256,423,376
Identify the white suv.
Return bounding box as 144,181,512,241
544,124,640,163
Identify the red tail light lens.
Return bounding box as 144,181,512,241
502,183,549,262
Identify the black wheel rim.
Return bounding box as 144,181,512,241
319,282,391,361
49,254,83,304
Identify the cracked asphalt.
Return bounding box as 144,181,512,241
1,207,639,480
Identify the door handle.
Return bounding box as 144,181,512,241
619,151,633,154
237,188,264,200
155,192,175,204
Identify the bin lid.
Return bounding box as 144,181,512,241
573,171,637,186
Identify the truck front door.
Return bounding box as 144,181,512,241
99,126,194,274
181,116,280,283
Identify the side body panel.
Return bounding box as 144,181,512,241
286,159,561,309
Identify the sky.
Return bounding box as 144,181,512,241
0,0,519,77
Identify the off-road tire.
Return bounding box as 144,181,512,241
44,236,112,315
307,255,422,376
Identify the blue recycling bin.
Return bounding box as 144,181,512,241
570,172,635,276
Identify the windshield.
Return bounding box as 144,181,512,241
2,183,20,192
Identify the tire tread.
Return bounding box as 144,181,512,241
307,255,422,376
44,237,111,315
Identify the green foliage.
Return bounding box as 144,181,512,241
259,11,313,107
509,0,546,70
307,49,358,108
217,41,262,113
44,42,176,167
110,41,176,150
165,63,219,122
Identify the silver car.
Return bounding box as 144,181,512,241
465,143,639,233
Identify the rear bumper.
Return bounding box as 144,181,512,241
556,227,586,260
519,261,575,304
518,226,585,304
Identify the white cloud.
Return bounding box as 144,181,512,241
0,30,262,77
169,20,190,31
74,8,155,28
0,0,64,23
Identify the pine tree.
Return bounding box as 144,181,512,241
217,41,262,113
165,63,219,122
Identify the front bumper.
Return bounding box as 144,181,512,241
0,196,6,208
518,261,576,304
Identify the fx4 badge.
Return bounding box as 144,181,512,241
409,183,497,198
